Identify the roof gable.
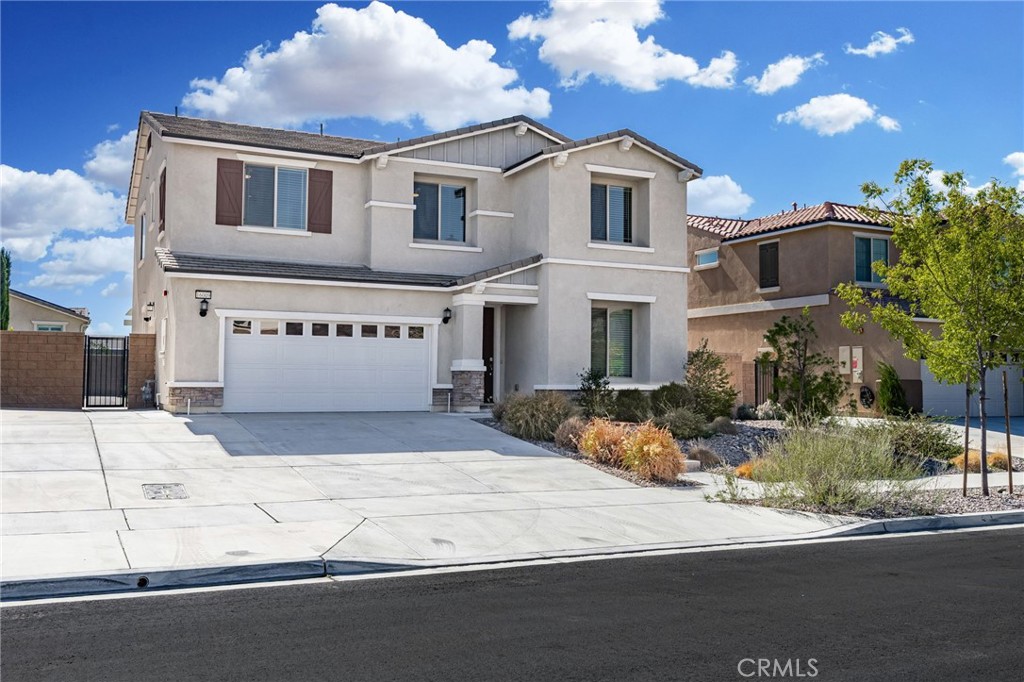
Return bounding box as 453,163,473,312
688,201,893,241
10,289,90,322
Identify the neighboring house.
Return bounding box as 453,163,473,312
127,111,702,413
687,202,1024,417
7,289,90,332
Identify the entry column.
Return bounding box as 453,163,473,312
450,294,486,412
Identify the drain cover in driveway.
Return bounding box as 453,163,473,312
142,483,188,500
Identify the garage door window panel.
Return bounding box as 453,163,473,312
361,325,378,338
312,323,329,337
232,320,252,335
336,324,353,337
260,321,279,335
408,326,425,339
285,322,304,336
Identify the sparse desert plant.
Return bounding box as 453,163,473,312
687,441,723,470
949,451,1009,473
735,404,757,421
686,339,739,419
755,400,786,421
502,392,575,441
709,416,738,435
886,416,961,462
577,418,630,466
491,394,513,422
554,416,587,450
612,389,652,423
577,368,615,418
619,422,685,482
649,382,692,415
654,407,710,440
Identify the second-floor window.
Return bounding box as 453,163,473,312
855,236,888,285
759,241,779,289
138,215,146,261
591,184,632,244
414,182,465,242
244,164,308,231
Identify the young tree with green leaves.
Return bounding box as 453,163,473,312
763,308,846,423
836,160,1024,495
0,248,11,331
686,339,739,419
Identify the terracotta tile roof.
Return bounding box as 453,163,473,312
10,289,90,321
155,249,543,289
506,128,703,175
689,201,893,241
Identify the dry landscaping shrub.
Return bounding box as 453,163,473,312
619,422,684,482
491,395,513,422
577,418,629,466
554,416,587,450
613,389,652,423
734,459,766,480
709,416,738,435
654,407,709,440
884,416,961,462
503,392,575,441
948,451,1009,473
687,442,723,470
755,400,785,421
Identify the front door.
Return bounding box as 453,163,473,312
483,307,495,403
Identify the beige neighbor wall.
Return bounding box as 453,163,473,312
9,297,88,332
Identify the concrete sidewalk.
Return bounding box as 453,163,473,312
2,409,856,598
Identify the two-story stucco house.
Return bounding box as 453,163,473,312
687,202,1024,417
127,112,701,414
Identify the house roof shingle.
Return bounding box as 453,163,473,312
689,201,893,241
361,116,570,156
506,128,703,175
10,289,91,321
154,249,542,289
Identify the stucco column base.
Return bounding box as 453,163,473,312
451,370,485,412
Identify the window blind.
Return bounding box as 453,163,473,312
276,168,307,230
413,182,439,239
608,309,632,378
244,165,275,227
590,184,607,241
609,186,632,243
590,308,608,376
440,185,465,242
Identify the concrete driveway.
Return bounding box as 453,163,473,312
1,408,848,596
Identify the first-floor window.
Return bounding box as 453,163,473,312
244,163,308,230
413,181,466,242
34,323,65,332
591,308,633,378
855,236,888,284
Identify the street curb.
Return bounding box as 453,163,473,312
3,511,1022,602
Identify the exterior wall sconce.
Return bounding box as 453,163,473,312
196,289,212,317
143,301,154,323
442,307,452,324
199,299,209,317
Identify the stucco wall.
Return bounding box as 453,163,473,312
9,297,89,333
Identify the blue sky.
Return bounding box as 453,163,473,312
2,1,1022,334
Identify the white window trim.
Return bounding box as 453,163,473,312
468,209,514,219
591,182,634,246
756,286,781,294
138,214,147,262
243,163,309,232
409,242,482,253
694,246,720,270
414,181,467,244
364,200,416,210
854,234,891,287
587,242,654,254
32,321,66,332
584,163,656,179
236,152,318,169
693,262,719,271
587,292,656,303
237,225,312,237
159,318,167,354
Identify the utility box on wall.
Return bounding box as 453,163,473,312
851,346,864,384
838,346,851,375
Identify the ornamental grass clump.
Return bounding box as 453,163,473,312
949,451,1009,473
502,392,575,441
554,416,587,451
577,418,629,466
753,424,924,514
619,422,684,482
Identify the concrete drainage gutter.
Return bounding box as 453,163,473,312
3,510,1022,602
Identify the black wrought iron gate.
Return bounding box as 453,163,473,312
83,336,129,408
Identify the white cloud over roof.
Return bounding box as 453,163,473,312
776,94,900,136
508,0,738,91
182,1,551,131
688,175,754,217
744,53,825,95
844,28,915,58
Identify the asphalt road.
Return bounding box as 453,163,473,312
2,529,1021,682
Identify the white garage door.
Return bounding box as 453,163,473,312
921,361,1023,417
224,318,432,412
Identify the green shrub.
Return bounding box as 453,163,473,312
554,416,587,450
654,407,710,440
735,404,757,420
763,310,846,421
709,416,738,435
619,422,685,482
877,361,911,417
686,339,739,419
503,392,576,441
870,415,961,463
650,382,692,414
577,368,615,418
753,424,925,514
612,389,652,422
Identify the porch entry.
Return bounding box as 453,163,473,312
483,307,495,404
83,336,129,408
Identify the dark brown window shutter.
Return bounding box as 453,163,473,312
215,159,243,226
158,169,167,231
759,242,779,288
307,168,333,234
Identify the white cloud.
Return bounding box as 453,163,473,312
926,169,989,197
88,321,116,335
106,123,121,133
101,273,133,299
688,175,754,217
84,130,137,192
1003,151,1024,192
0,165,125,260
182,1,550,131
875,115,901,132
844,28,915,58
508,0,738,91
744,53,825,95
28,236,133,289
776,93,899,136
